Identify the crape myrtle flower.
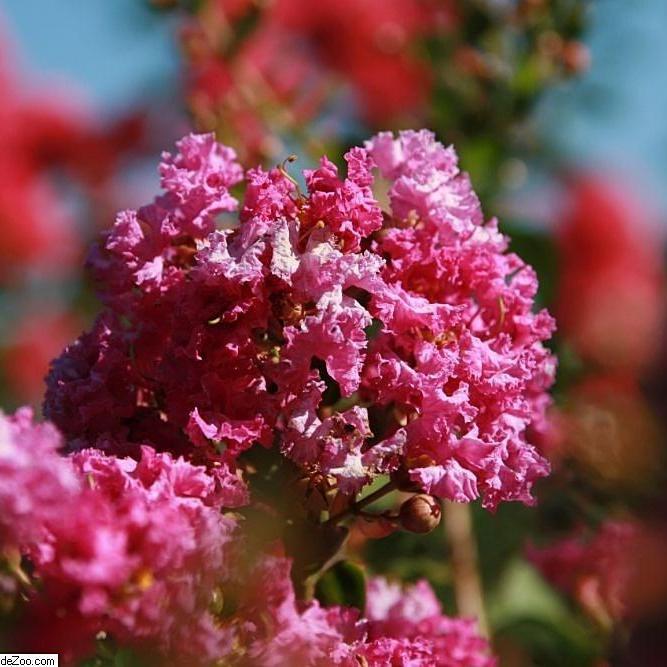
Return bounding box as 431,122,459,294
0,409,245,664
364,576,495,667
0,408,79,548
46,129,555,511
8,127,536,663
231,555,495,666
0,408,494,665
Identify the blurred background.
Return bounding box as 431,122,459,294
1,1,666,665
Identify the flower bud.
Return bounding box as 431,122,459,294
399,494,441,534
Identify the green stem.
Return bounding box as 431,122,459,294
326,479,398,526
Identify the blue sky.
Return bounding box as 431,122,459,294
2,0,179,113
2,0,666,209
538,0,667,209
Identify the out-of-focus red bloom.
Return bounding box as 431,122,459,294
13,103,145,187
0,26,145,280
2,309,83,405
556,173,665,373
182,0,456,160
0,163,80,278
528,519,667,628
272,0,447,123
0,17,149,412
528,521,634,627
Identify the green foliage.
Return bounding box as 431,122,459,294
315,560,367,612
489,560,602,666
78,641,153,667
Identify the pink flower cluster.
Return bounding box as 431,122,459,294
363,577,494,666
527,519,667,627
0,409,244,662
47,129,554,510
232,556,495,666
2,407,495,664
0,408,79,548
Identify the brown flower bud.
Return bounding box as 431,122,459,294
399,494,441,534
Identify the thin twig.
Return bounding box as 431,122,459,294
443,501,489,636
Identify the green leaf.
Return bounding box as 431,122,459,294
495,617,600,667
487,558,602,665
113,648,147,667
315,560,366,611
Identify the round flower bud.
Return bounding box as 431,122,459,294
399,494,441,534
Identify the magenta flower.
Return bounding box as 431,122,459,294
46,129,554,509
232,555,495,666
1,410,244,663
0,408,79,549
